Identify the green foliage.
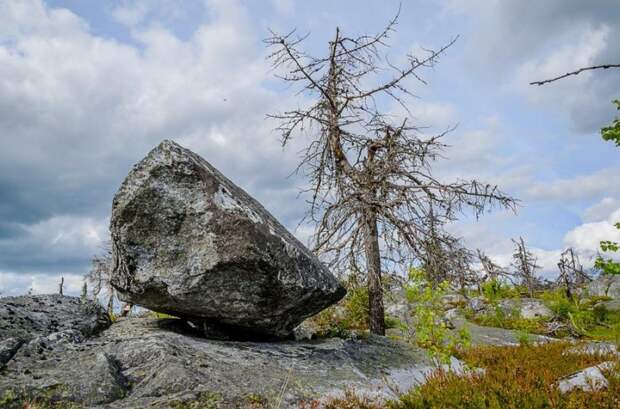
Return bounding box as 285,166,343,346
481,279,519,303
541,289,578,319
515,330,531,346
308,276,402,338
152,312,178,319
595,226,620,275
601,99,620,147
402,268,471,364
473,304,545,334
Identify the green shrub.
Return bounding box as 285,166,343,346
481,279,519,303
402,268,471,363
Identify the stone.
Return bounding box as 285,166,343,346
0,337,22,366
587,274,620,298
440,293,466,310
498,298,553,320
556,362,614,393
595,298,620,311
467,296,487,313
110,140,345,338
0,315,438,408
0,294,110,343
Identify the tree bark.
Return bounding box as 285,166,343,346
363,209,385,335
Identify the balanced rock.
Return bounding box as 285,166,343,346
110,140,346,338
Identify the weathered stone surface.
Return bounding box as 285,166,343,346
498,298,553,320
0,294,110,343
440,293,466,310
587,274,620,298
0,315,438,408
556,362,614,393
467,296,487,313
110,140,345,338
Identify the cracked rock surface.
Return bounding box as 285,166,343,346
0,298,436,408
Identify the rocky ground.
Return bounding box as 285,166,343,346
0,294,465,408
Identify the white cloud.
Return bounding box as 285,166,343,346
564,207,620,261
444,0,620,133
0,271,84,296
583,198,620,222
524,168,620,202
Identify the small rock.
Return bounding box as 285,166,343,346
467,297,487,313
556,362,615,393
0,337,23,366
440,294,466,310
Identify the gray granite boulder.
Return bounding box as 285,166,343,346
587,274,620,298
110,140,345,338
498,298,553,320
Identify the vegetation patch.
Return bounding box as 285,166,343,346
319,342,620,409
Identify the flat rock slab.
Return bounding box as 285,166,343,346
450,316,556,346
110,140,345,338
0,316,441,408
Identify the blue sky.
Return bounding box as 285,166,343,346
1,0,619,295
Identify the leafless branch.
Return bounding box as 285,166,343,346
530,64,620,86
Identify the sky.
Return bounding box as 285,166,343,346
0,0,619,296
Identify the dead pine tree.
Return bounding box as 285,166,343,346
557,248,590,300
476,249,515,288
511,237,541,297
86,244,116,316
266,10,517,335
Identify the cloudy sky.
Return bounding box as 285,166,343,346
1,0,619,296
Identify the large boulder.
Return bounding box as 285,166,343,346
110,140,346,338
498,298,553,320
587,274,620,299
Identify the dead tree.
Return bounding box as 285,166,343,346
266,10,517,335
557,248,591,299
58,276,64,296
476,249,515,287
86,244,116,316
86,242,133,317
511,237,541,297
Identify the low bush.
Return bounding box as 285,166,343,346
400,268,471,363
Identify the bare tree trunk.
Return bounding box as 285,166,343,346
363,210,385,336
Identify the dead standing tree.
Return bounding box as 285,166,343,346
86,242,133,317
557,248,591,300
511,237,541,297
266,12,517,335
476,249,515,287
